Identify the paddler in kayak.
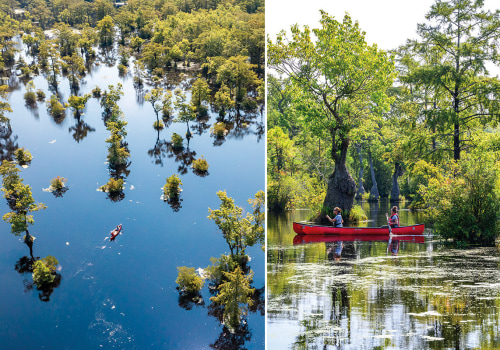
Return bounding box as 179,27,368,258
326,207,343,227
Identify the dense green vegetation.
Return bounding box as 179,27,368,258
268,0,500,244
177,190,264,330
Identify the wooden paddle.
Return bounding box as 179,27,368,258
385,213,392,234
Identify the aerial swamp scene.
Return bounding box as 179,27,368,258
0,0,265,348
267,0,500,349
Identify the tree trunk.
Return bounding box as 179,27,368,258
322,137,356,223
368,149,379,201
390,162,403,202
355,143,365,199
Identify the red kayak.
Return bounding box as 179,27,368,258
293,233,425,245
110,224,122,241
293,222,425,235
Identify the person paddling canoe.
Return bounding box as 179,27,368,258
386,206,399,228
326,207,343,227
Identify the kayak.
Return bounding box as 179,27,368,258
293,221,425,235
293,233,425,245
110,224,122,241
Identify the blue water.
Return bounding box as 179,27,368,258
0,57,264,348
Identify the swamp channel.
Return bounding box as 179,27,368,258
0,40,264,349
267,200,500,350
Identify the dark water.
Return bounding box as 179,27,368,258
267,201,500,349
0,44,264,348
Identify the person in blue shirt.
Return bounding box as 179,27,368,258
326,207,343,227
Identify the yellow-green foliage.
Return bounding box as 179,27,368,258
348,205,368,223
100,178,124,193
153,120,164,129
209,266,254,330
176,266,204,294
171,133,183,148
24,91,36,105
33,256,58,288
211,122,226,138
46,94,66,118
15,148,32,164
92,86,101,98
36,89,46,101
192,156,209,172
423,157,500,245
164,174,182,199
50,176,67,190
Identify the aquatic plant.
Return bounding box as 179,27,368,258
153,120,164,129
50,176,67,190
171,132,184,149
192,156,209,172
15,148,33,164
46,94,66,118
163,174,182,200
348,205,368,224
211,122,226,138
36,89,45,101
92,86,101,98
176,266,204,294
24,81,37,106
33,256,58,287
100,178,124,193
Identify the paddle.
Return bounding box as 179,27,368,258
385,213,392,234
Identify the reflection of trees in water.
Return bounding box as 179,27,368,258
69,116,96,143
166,197,182,212
209,323,251,350
0,125,19,161
166,143,196,175
14,240,62,302
192,114,211,136
147,129,170,166
177,291,205,310
212,111,260,146
51,186,69,198
97,47,117,67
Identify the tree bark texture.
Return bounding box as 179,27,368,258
355,143,365,199
368,149,379,201
323,137,356,222
390,162,404,202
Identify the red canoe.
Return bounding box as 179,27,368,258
293,233,425,245
110,224,122,241
293,222,425,235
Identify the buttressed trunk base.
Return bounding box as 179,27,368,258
321,163,356,224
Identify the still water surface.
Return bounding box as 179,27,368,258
267,201,500,349
0,44,264,349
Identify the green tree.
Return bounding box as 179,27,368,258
268,11,396,218
33,256,58,287
423,156,499,245
145,87,170,126
209,266,254,329
403,0,500,161
67,94,91,118
190,76,211,114
174,88,196,135
208,190,265,258
1,161,46,240
176,266,204,294
63,52,85,90
100,84,123,119
97,15,114,46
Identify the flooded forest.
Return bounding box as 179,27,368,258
0,0,265,348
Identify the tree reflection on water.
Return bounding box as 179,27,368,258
269,210,500,350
